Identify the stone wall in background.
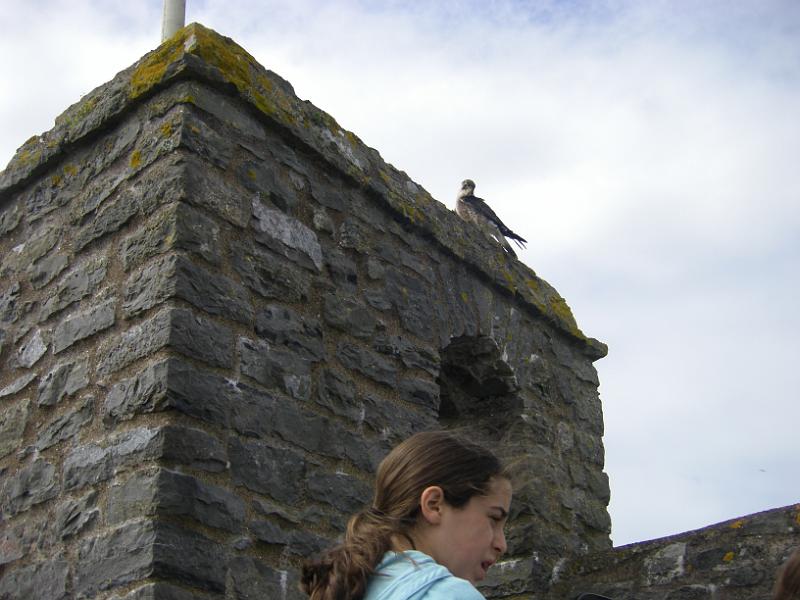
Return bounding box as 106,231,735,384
0,24,609,599
547,504,800,600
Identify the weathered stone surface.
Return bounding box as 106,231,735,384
160,425,227,473
323,292,377,339
54,489,100,540
37,358,90,406
372,334,439,376
251,197,322,271
0,399,30,458
123,253,252,324
74,520,156,597
232,241,311,302
398,377,440,413
53,297,116,353
97,307,233,378
1,458,58,517
240,337,312,401
17,328,48,367
250,516,329,556
63,427,164,491
184,154,250,227
255,304,324,361
0,202,22,235
315,368,361,422
104,357,233,426
306,470,371,514
0,282,21,325
0,371,37,398
108,468,245,532
36,395,93,451
323,247,358,291
231,382,375,470
107,582,214,600
121,201,222,271
1,224,60,278
96,308,171,377
0,555,68,600
229,556,305,600
228,436,305,504
39,255,107,322
337,341,397,387
28,251,69,290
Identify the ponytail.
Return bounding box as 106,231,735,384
301,431,503,599
301,508,399,599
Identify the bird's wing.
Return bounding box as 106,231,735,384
463,195,528,246
463,194,507,228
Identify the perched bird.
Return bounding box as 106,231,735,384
456,179,527,258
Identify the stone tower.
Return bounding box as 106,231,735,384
0,24,612,599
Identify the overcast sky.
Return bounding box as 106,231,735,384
1,1,797,546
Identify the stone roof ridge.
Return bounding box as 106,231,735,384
0,23,607,359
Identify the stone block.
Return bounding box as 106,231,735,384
54,489,100,540
160,425,227,473
0,399,30,459
184,155,250,228
108,468,245,533
0,555,68,600
121,202,222,271
63,427,164,492
229,437,305,504
1,224,60,278
232,241,311,303
315,368,361,422
0,372,37,398
17,328,48,367
323,248,358,291
27,252,69,290
104,357,237,427
251,197,322,271
306,470,371,514
228,556,305,600
372,334,439,376
97,307,233,378
73,181,139,253
37,358,90,406
255,304,324,361
0,282,21,325
337,341,397,388
53,297,116,353
1,458,58,518
36,396,93,451
123,253,252,324
323,292,377,339
108,582,216,600
240,337,312,400
74,520,157,597
38,255,107,322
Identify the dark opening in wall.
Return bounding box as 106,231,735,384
437,335,522,438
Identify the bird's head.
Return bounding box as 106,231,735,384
459,179,476,197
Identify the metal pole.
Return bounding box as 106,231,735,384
161,0,186,42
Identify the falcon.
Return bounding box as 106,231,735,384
456,179,527,258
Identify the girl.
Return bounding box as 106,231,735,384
301,430,511,600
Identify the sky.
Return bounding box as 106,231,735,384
0,1,798,546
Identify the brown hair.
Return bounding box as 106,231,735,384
300,430,505,600
775,549,800,600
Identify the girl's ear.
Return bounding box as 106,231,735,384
419,486,445,525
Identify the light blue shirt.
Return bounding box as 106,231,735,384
363,550,486,600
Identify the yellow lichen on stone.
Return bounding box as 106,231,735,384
160,122,173,137
723,551,735,562
729,519,745,529
129,29,187,99
130,150,142,169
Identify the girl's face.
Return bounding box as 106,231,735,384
418,476,512,584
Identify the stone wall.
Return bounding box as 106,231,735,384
546,504,800,600
0,24,609,599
